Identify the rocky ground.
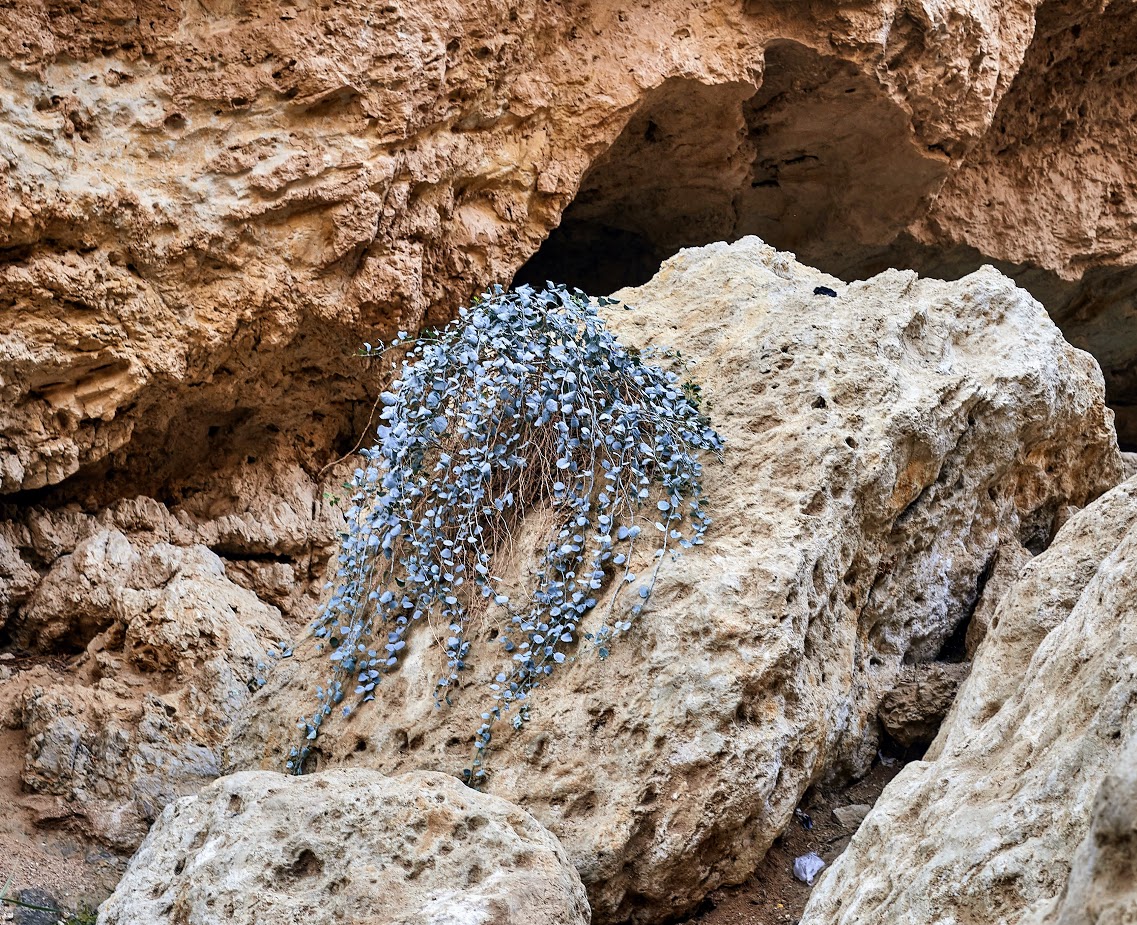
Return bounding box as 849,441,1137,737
682,760,904,925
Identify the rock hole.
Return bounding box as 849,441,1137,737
280,848,323,885
516,40,946,294
803,490,827,515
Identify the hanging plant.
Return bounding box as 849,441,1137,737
290,282,723,782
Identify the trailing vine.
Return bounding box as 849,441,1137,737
289,283,723,782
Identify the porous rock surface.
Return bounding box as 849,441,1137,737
896,0,1137,445
1,0,1134,917
9,0,1136,502
227,238,1122,923
0,488,323,850
97,768,590,925
876,661,970,749
0,454,348,858
800,475,1137,925
1026,732,1137,925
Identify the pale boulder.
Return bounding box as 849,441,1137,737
97,769,590,925
800,476,1137,925
1023,733,1137,925
227,239,1122,923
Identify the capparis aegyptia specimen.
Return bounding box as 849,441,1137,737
291,283,723,783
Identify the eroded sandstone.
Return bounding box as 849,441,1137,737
97,768,591,925
0,533,289,850
226,239,1121,923
0,0,1057,499
800,475,1137,925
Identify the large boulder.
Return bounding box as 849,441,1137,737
97,769,590,925
227,238,1123,922
1024,732,1137,925
800,475,1137,924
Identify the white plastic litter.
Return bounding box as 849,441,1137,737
793,851,826,885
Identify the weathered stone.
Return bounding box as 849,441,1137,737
0,0,1101,501
800,475,1137,925
1023,733,1137,925
2,451,346,636
877,662,970,749
1,538,289,850
1122,452,1137,480
897,0,1137,444
832,804,872,830
0,1,1131,916
0,530,38,633
96,769,590,925
227,238,1122,923
11,528,140,652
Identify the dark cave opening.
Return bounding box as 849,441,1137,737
512,219,662,295
513,42,948,297
510,38,1137,447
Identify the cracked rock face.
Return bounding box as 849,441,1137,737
800,475,1137,925
226,239,1122,924
1,532,290,850
0,433,358,865
0,0,1049,496
96,769,591,925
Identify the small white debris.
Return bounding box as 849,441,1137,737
793,851,826,885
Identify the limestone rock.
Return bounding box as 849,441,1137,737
877,662,970,749
1,448,346,635
799,475,1137,925
832,804,872,830
96,769,590,925
0,531,38,633
0,450,351,859
226,239,1122,923
11,528,140,652
901,0,1137,445
1023,733,1137,925
0,0,1074,500
1122,452,1137,481
2,537,290,850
